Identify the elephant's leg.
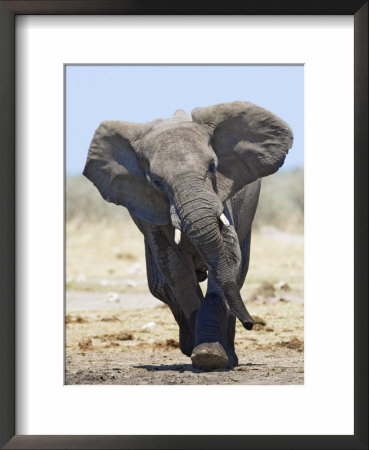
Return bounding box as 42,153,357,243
223,230,252,366
173,310,198,357
225,313,238,367
144,239,200,357
236,230,252,288
191,292,239,369
191,289,237,369
191,232,252,369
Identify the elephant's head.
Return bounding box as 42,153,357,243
83,101,293,329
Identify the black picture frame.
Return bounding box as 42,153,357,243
0,1,367,449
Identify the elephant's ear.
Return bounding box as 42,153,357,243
83,121,170,225
192,101,293,202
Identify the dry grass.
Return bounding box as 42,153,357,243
66,217,303,295
66,169,304,233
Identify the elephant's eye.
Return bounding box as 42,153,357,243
208,161,216,174
153,179,163,190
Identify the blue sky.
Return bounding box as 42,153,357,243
66,65,303,175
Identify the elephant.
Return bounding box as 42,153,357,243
83,101,293,370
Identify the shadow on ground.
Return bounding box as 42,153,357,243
134,362,266,373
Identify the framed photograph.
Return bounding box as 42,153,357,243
1,1,367,449
65,63,304,387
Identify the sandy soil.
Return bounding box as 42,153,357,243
66,222,304,385
65,296,304,385
67,290,162,310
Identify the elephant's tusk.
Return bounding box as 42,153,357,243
174,228,181,245
219,213,230,227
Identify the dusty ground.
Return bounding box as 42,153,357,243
65,296,304,385
66,219,304,385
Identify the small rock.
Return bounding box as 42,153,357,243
125,279,138,288
276,281,291,291
66,314,88,324
101,315,120,322
142,321,156,330
117,332,133,341
128,262,144,275
106,292,120,303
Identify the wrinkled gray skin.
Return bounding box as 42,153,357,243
83,101,293,369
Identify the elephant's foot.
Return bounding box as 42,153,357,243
226,349,239,368
191,342,229,370
179,331,195,357
178,310,197,357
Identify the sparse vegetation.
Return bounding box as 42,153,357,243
253,168,304,233
66,168,304,233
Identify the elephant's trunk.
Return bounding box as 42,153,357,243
172,177,254,330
